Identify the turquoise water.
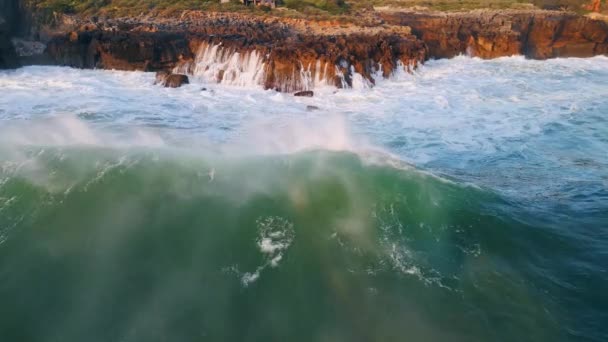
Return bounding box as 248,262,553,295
0,56,607,341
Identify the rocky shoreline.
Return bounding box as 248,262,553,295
41,12,427,91
380,9,608,59
1,6,608,91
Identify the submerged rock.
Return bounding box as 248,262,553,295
306,105,320,111
294,90,314,97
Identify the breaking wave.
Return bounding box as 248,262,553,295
1,56,607,341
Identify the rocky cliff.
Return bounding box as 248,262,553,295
380,10,608,59
0,17,19,69
5,7,608,90
0,0,21,69
44,13,427,91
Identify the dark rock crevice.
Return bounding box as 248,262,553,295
0,0,24,69
0,16,19,69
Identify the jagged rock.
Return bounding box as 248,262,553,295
40,10,608,91
44,14,427,92
154,71,189,88
154,70,170,85
294,90,314,97
380,10,608,59
46,30,193,70
160,73,189,88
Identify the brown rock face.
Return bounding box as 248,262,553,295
294,90,314,97
39,9,608,91
46,29,192,71
380,10,608,59
262,33,426,91
43,13,427,92
169,32,426,92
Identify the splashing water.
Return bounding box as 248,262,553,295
0,56,607,342
173,42,267,87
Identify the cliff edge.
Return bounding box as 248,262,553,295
3,4,608,91
380,9,608,59
43,12,427,91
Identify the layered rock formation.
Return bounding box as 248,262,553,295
43,13,427,91
171,33,425,91
5,7,608,90
46,29,193,71
380,10,608,59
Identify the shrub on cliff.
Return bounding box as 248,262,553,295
35,0,76,13
531,0,595,11
283,0,348,14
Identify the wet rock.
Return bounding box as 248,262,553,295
162,74,189,88
39,10,608,92
294,90,314,97
306,105,320,111
154,70,170,85
154,71,189,87
43,14,427,92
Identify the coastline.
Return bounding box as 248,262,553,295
1,5,608,92
2,4,608,342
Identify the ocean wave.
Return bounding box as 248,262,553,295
0,145,577,340
1,56,607,341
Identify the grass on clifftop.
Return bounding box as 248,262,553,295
27,0,597,20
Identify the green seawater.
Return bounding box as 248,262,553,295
1,148,605,341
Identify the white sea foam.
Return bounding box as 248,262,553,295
241,216,295,286
1,56,607,200
172,41,373,91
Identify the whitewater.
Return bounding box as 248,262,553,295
0,56,607,342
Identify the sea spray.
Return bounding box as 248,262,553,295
173,42,266,87
0,145,569,341
172,41,378,91
1,56,607,341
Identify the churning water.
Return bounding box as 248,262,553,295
0,56,607,341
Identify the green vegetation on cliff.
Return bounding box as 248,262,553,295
26,0,600,19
